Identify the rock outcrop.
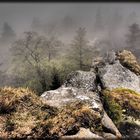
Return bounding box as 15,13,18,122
41,49,140,139
1,50,140,139
97,60,140,93
63,70,97,91
41,87,102,110
41,70,122,139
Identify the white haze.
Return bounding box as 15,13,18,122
0,3,140,71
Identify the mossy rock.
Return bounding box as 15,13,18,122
102,89,123,125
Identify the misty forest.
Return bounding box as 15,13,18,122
0,3,140,139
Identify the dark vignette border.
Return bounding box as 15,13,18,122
0,0,140,3
0,0,139,140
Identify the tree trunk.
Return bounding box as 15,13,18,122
36,66,47,93
79,45,83,70
48,52,51,62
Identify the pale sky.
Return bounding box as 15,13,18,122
0,3,139,35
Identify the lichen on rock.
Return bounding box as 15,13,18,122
63,70,97,92
97,60,140,93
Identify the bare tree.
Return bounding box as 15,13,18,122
10,31,63,93
10,31,48,92
45,36,62,61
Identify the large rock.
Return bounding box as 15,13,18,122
41,65,123,138
41,50,140,139
41,87,102,111
101,111,122,137
41,70,101,113
97,60,140,93
61,127,104,139
63,70,97,92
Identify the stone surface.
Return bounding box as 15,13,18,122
41,87,102,112
102,132,117,139
101,111,122,138
61,127,103,139
40,50,140,139
118,121,140,139
97,60,140,93
63,70,97,92
41,64,124,138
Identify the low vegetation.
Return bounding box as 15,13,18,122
102,89,123,125
46,101,102,137
0,87,104,139
102,88,140,125
0,87,58,138
117,50,140,75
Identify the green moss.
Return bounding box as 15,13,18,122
102,88,140,124
112,88,140,97
103,90,123,125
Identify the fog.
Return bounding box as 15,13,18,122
0,3,140,72
0,3,140,38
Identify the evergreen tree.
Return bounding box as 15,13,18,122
31,17,42,32
126,11,138,26
126,23,140,49
69,27,92,70
1,22,16,43
125,23,140,58
94,8,104,33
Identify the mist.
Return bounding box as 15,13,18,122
0,3,139,37
1,3,140,139
0,3,140,90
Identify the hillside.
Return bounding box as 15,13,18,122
0,50,140,139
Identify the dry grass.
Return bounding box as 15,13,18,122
117,50,140,75
36,101,103,138
0,87,103,139
0,87,58,139
103,88,140,121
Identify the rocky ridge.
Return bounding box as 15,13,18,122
0,50,140,139
41,50,140,139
